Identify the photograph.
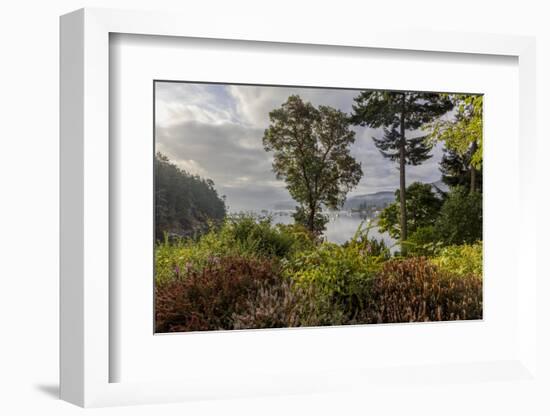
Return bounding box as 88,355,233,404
153,81,483,333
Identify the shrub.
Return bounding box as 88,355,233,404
225,214,314,258
274,222,317,253
362,257,482,323
154,215,315,284
431,242,482,278
155,256,280,332
404,226,442,256
378,182,443,240
286,240,382,318
154,230,233,285
231,280,301,329
232,280,347,329
435,186,482,245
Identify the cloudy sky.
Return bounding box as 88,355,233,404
155,82,444,212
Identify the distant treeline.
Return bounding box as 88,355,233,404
155,153,226,241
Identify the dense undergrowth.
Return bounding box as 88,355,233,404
155,215,482,332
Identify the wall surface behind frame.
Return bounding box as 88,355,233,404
0,0,548,415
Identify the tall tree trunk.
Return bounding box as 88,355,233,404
470,166,476,193
399,94,408,253
308,203,316,233
469,140,478,193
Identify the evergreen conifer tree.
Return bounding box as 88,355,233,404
351,91,452,250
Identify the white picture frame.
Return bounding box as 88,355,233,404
60,7,538,408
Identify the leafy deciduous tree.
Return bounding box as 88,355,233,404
263,95,362,235
428,94,482,193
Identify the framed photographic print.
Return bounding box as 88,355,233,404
60,8,539,408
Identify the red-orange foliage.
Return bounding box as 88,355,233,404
363,257,482,323
155,256,279,332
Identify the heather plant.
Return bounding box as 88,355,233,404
232,280,347,329
155,256,280,332
362,257,482,323
231,280,303,329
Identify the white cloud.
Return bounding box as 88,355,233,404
228,85,357,128
155,82,237,128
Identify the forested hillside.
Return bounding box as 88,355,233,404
155,153,226,240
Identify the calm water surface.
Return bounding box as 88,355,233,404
266,212,396,248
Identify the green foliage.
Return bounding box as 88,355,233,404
154,229,233,286
155,153,226,240
285,237,383,317
378,184,482,252
373,126,433,165
377,203,400,239
349,90,453,168
350,91,454,132
428,94,483,169
154,214,314,285
378,182,443,239
431,242,483,278
263,95,362,234
225,214,298,258
440,146,482,191
362,257,482,323
435,186,482,245
285,242,374,298
405,226,442,256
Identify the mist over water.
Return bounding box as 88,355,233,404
248,211,395,248
323,215,395,247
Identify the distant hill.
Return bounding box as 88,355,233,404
270,181,448,212
343,181,448,210
272,200,296,211
271,191,394,211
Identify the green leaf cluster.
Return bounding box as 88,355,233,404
428,95,483,169
431,242,483,278
378,182,443,240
